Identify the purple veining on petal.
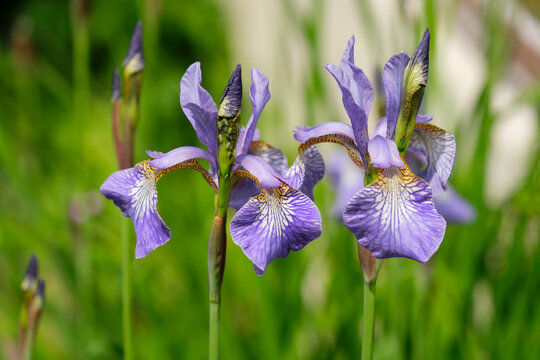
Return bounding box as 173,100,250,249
230,185,322,275
235,155,282,188
368,135,404,168
408,123,455,196
238,69,271,155
383,52,410,139
434,185,476,224
180,62,218,155
281,145,325,199
343,165,446,263
148,146,217,173
298,145,325,200
100,162,171,258
247,141,288,175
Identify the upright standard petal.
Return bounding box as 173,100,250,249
100,162,171,258
230,183,322,275
180,62,218,155
237,69,271,156
383,52,410,139
325,62,372,167
343,164,446,263
408,123,455,196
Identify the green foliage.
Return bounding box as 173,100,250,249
0,0,539,359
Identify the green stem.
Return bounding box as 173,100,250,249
362,281,376,360
207,169,231,360
121,216,133,360
23,326,34,360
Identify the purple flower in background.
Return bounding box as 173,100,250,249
101,63,324,274
296,29,458,263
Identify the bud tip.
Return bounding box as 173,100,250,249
122,21,145,74
218,64,242,118
111,68,121,100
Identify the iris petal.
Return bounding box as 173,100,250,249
325,62,372,167
234,155,281,188
294,124,364,169
434,185,476,224
383,52,410,139
247,140,288,175
238,69,271,155
100,162,171,258
230,184,322,275
180,62,218,155
343,164,446,263
367,135,404,168
236,126,261,155
283,145,325,200
408,123,456,196
327,150,364,219
148,146,217,174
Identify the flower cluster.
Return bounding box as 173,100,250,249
101,63,324,274
101,28,472,274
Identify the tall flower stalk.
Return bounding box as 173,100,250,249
101,62,324,359
110,21,145,360
19,255,46,360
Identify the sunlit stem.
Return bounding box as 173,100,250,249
208,157,232,360
362,280,376,360
121,216,133,360
358,244,383,360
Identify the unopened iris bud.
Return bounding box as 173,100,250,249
394,29,430,154
111,68,121,101
218,64,242,119
21,255,38,294
33,280,45,310
217,64,242,166
122,21,145,77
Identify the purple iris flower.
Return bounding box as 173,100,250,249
295,29,457,263
328,149,475,224
101,62,324,274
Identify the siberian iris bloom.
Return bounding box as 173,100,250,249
295,29,456,263
100,62,324,274
328,149,475,223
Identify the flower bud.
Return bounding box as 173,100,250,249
394,29,430,154
217,64,242,166
21,255,38,294
33,280,45,311
122,21,145,77
111,68,121,101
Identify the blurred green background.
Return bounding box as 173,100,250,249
1,0,539,359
